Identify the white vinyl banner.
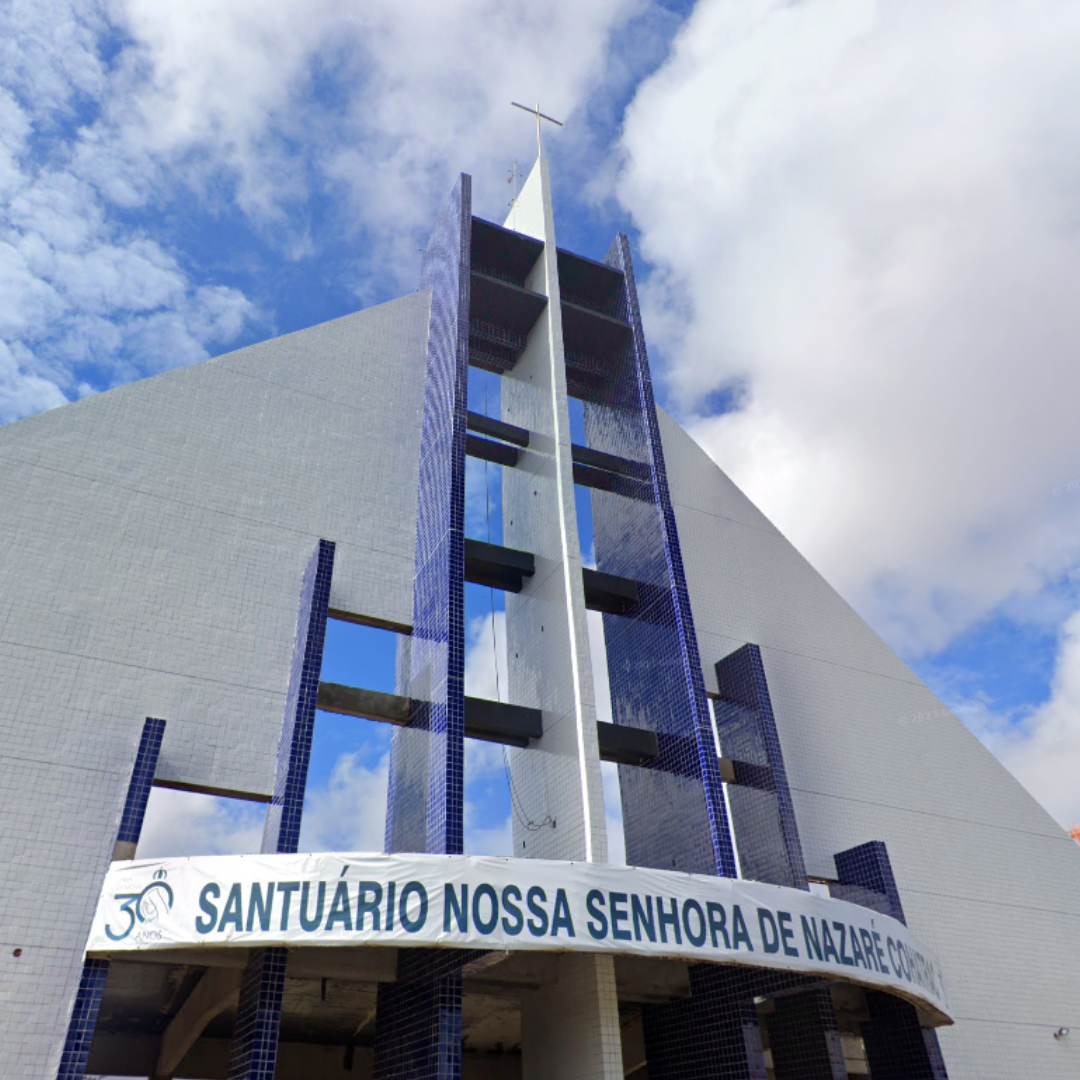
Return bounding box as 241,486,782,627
88,853,950,1021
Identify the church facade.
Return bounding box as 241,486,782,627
1,159,1077,1080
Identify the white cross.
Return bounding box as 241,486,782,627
511,101,563,157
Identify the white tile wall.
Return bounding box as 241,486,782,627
658,405,1080,1079
501,159,621,1080
0,293,429,1076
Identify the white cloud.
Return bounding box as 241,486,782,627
465,802,513,856
137,787,266,858
299,749,390,852
1,0,648,416
464,608,507,703
969,606,1080,829
617,0,1080,657
89,0,646,296
601,760,626,865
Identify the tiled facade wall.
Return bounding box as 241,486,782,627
658,406,1080,1078
501,159,609,868
385,176,471,858
56,716,166,1080
377,174,473,1080
642,965,768,1080
713,643,807,890
586,233,735,878
0,296,429,1077
499,159,622,1080
228,539,334,1080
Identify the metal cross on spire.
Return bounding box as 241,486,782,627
511,101,563,157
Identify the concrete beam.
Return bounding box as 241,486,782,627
318,682,543,748
115,946,399,984
153,966,241,1078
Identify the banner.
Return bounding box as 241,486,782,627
88,852,950,1021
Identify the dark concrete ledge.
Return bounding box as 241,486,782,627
317,683,410,725
317,683,543,748
572,462,615,491
582,568,640,615
465,698,543,748
466,433,520,468
326,609,413,636
466,410,530,447
465,538,535,593
597,723,659,765
151,778,272,804
570,444,649,480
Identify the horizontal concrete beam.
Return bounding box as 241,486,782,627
466,410,530,447
151,778,271,804
114,947,398,984
317,683,544,748
596,723,659,766
570,443,649,481
466,433,519,468
465,697,543,747
317,684,410,725
325,608,413,636
582,567,640,615
465,537,535,593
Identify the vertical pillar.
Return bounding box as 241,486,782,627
385,173,471,858
587,232,736,878
502,157,608,865
226,539,334,1080
860,993,948,1080
376,175,472,1080
500,158,622,1080
645,640,850,1077
767,989,847,1080
521,954,623,1080
373,951,468,1080
714,644,807,890
588,231,746,1079
642,966,767,1080
57,716,166,1079
834,841,949,1079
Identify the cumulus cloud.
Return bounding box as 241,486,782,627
617,0,1080,656
95,0,646,296
299,748,390,852
137,787,266,858
970,606,1080,828
1,0,652,421
465,800,513,856
464,608,508,703
0,6,257,422
615,0,1080,830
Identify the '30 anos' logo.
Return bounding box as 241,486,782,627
105,868,174,942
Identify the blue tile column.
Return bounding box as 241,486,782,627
586,232,736,878
766,988,848,1080
57,716,166,1080
226,539,335,1080
642,966,768,1080
373,950,485,1080
384,173,471,859
834,841,949,1079
377,176,471,1080
644,643,856,1078
713,644,808,890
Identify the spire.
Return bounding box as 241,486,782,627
511,100,562,158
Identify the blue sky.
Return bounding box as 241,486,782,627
5,0,1080,856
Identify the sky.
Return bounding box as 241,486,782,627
5,0,1080,860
